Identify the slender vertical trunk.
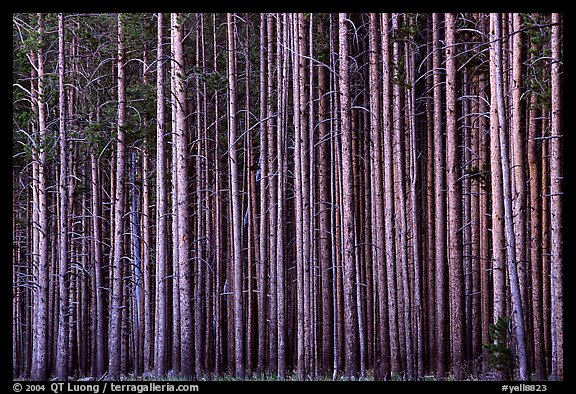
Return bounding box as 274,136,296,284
477,71,492,373
27,48,39,381
381,13,400,377
491,13,529,380
292,12,306,379
256,13,268,376
405,32,424,378
368,12,389,379
317,17,334,374
31,13,49,382
510,16,529,377
298,13,313,379
445,13,465,380
169,10,181,374
308,15,319,378
432,12,447,380
267,14,279,377
55,12,70,381
507,13,530,381
226,13,245,379
549,12,563,382
90,152,106,377
142,151,153,372
13,193,21,378
276,13,287,379
243,19,256,374
171,12,194,378
390,14,413,379
199,18,211,373
130,149,142,376
154,12,168,376
338,13,359,380
528,67,545,380
424,26,436,374
194,14,205,377
489,14,507,338
108,13,126,380
462,44,473,372
541,114,551,375
470,73,482,373
140,52,154,373
212,14,223,376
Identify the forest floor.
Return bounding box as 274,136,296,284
13,371,538,382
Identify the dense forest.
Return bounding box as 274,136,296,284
12,13,563,381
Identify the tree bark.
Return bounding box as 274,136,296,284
489,14,507,339
432,12,447,380
276,13,288,379
490,13,529,380
510,17,530,377
256,13,268,376
55,12,70,381
338,13,359,380
368,13,390,379
154,12,169,377
227,13,245,379
108,13,126,380
445,13,465,380
171,12,194,379
405,30,424,378
549,12,563,382
31,14,49,381
268,13,280,377
527,56,545,379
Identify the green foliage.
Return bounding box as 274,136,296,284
192,66,226,93
466,163,489,190
122,13,156,52
523,13,553,111
391,56,411,89
13,128,34,167
398,13,425,39
13,85,34,126
13,15,41,62
85,121,109,153
483,316,515,378
456,15,489,77
312,14,330,64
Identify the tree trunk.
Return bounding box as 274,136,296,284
30,13,49,381
293,12,306,379
489,14,507,345
379,13,401,377
477,70,492,374
527,58,545,380
549,12,563,382
171,12,194,379
90,152,106,378
276,13,287,379
405,31,424,378
491,13,529,380
432,12,447,380
445,13,465,380
256,12,268,376
129,149,142,376
154,12,169,377
55,12,70,381
367,13,390,379
469,73,482,374
108,13,126,380
226,13,245,379
510,16,530,378
338,13,359,380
